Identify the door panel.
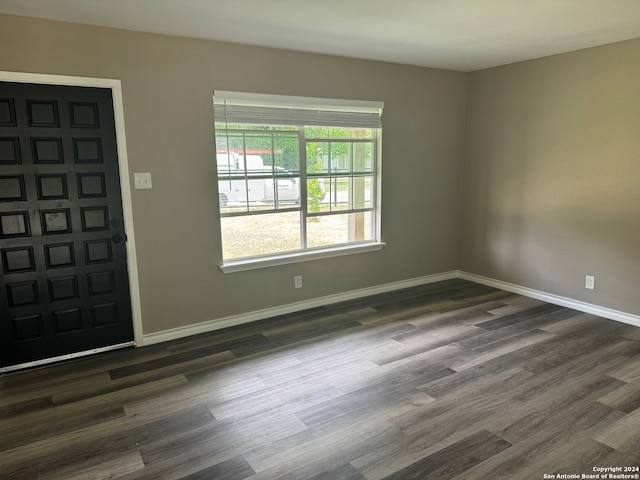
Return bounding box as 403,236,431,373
0,82,133,368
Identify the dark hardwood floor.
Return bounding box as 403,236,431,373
1,279,639,479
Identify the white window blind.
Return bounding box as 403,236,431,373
213,91,383,128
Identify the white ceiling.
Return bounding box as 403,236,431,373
2,0,640,71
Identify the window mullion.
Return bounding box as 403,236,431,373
349,143,354,209
299,128,308,249
242,132,250,213
328,142,335,211
270,133,278,208
372,130,380,240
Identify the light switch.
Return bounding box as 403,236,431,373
134,172,152,190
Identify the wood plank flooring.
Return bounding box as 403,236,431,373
1,279,639,479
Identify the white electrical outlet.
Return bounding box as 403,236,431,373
294,275,302,289
585,275,595,290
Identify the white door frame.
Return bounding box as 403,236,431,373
0,70,144,356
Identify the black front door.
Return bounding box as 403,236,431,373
0,81,133,368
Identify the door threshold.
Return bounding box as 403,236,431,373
1,342,136,374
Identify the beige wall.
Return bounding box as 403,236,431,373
0,14,467,334
461,39,640,315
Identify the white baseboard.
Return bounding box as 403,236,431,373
457,271,640,328
142,269,639,346
142,270,458,345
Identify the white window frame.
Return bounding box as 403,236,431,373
214,91,385,273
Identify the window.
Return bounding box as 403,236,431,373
213,91,384,271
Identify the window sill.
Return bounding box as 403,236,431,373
220,242,385,273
